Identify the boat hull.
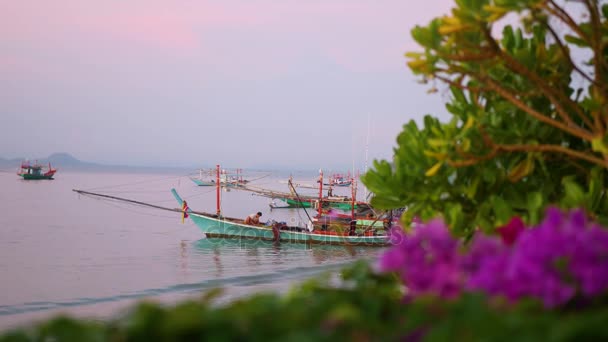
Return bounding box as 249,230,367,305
280,198,359,210
284,198,315,208
189,214,388,246
190,178,215,186
18,173,54,180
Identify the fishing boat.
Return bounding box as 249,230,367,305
171,189,388,247
70,165,388,247
190,169,216,186
17,161,57,180
191,168,266,187
270,196,366,210
171,165,388,246
190,178,215,186
317,173,353,187
248,185,365,210
313,207,390,228
246,173,367,211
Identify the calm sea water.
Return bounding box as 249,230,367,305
0,170,382,330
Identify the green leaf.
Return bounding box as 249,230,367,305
591,136,608,154
526,191,542,210
526,191,543,224
562,177,585,208
492,196,512,226
564,34,589,47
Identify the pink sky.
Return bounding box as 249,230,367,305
2,0,454,169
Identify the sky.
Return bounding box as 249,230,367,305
1,0,453,171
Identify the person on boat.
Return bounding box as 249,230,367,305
245,212,263,225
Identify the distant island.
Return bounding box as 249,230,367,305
0,153,197,174
0,153,313,176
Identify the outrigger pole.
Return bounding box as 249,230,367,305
72,189,207,216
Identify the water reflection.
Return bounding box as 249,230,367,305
189,238,383,278
213,248,223,277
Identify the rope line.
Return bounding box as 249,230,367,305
72,189,210,216
84,174,189,191
90,195,178,219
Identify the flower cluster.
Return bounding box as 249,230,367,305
378,207,608,308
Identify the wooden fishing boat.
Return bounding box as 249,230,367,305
190,169,215,186
313,208,389,228
70,164,388,247
171,189,388,247
190,177,215,186
317,173,353,187
190,168,243,187
17,161,57,180
271,196,365,210
254,190,366,210
171,166,387,246
246,175,368,211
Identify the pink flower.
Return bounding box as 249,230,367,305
496,216,525,246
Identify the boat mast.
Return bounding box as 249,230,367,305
351,176,356,220
318,169,323,218
216,164,221,216
364,113,370,200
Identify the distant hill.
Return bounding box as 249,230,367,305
0,153,330,175
0,153,194,174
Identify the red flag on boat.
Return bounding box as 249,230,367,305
181,200,189,223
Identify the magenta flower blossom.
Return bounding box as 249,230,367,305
378,219,465,299
379,207,608,308
496,216,525,246
464,234,508,295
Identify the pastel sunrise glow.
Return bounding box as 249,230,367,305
1,0,452,169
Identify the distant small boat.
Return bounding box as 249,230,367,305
17,161,57,180
317,174,353,187
190,177,215,186
270,196,365,210
190,168,253,187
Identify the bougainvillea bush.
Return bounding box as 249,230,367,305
380,207,608,309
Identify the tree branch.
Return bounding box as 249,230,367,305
544,0,590,42
497,143,607,167
481,26,595,132
539,11,605,91
480,75,595,141
437,50,497,62
434,74,481,93
583,0,604,87
538,14,605,131
448,142,607,169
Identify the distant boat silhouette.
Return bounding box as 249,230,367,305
17,161,57,180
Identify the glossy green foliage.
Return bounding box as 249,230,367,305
363,0,608,234
2,261,608,341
